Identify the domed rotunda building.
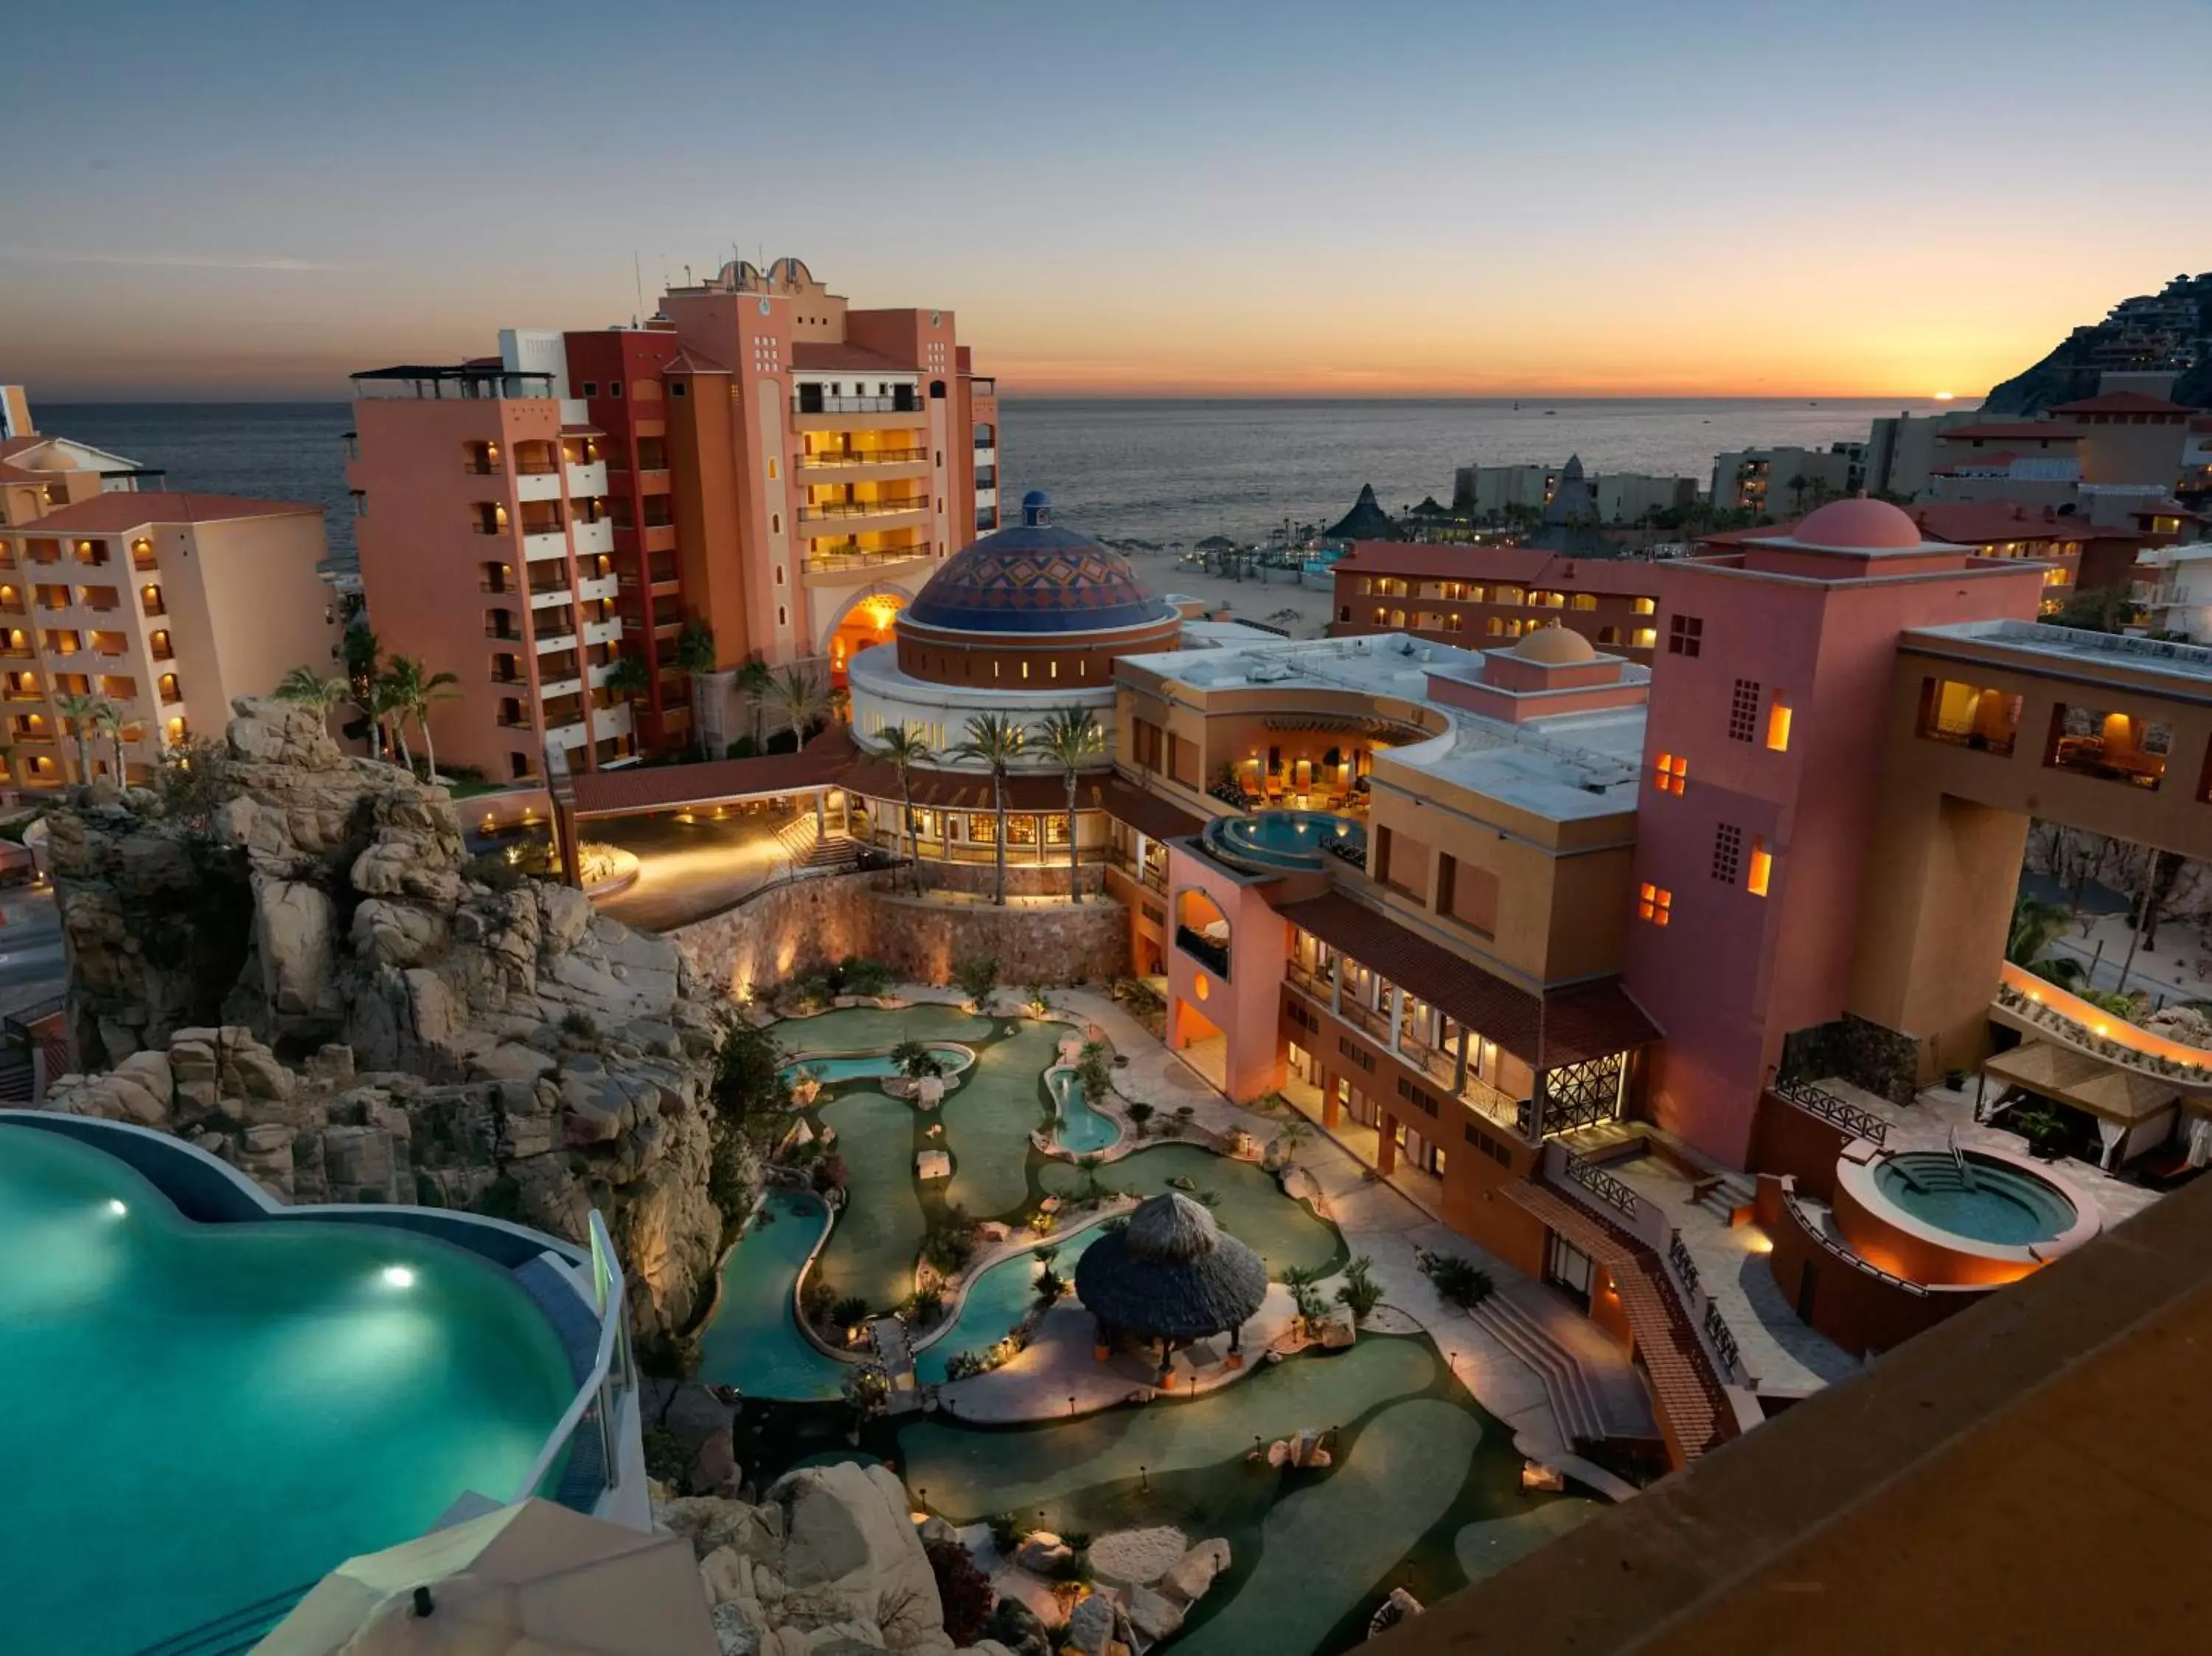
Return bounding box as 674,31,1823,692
844,490,1186,888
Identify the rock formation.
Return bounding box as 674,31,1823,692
660,1464,1017,1656
38,699,754,1343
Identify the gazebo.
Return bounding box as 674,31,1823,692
1075,1193,1268,1374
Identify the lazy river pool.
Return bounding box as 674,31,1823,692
782,1045,974,1088
0,1124,575,1656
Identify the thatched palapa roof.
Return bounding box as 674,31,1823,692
1074,1192,1268,1340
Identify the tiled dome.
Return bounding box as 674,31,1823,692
905,492,1175,636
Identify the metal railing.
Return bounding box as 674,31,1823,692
793,394,924,416
796,497,928,522
1702,1301,1742,1374
1667,1231,1703,1298
1175,924,1231,978
1560,1149,1639,1218
512,1208,629,1507
1771,1074,1888,1147
797,447,927,470
802,546,931,574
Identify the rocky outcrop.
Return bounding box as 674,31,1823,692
661,1464,999,1656
39,700,754,1343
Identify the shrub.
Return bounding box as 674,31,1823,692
1419,1250,1494,1309
811,1153,849,1196
801,1277,838,1326
465,852,528,894
925,1540,996,1646
1336,1254,1382,1322
1280,1265,1329,1324
925,1210,976,1273
642,1427,692,1489
953,953,1001,1006
986,1513,1026,1554
1025,983,1051,1015
728,737,757,759
560,1009,599,1043
1076,1040,1113,1106
1126,1101,1155,1138
907,1286,945,1328
841,1360,891,1419
893,1038,945,1080
838,955,894,998
830,1295,870,1329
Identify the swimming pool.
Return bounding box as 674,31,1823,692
0,1124,576,1656
1870,1151,2076,1245
698,1188,852,1402
782,1045,974,1088
914,1225,1108,1384
1048,1066,1121,1155
1202,810,1366,874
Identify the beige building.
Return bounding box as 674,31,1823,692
0,493,339,787
0,386,160,528
1711,445,1863,516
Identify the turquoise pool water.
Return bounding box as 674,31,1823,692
914,1226,1107,1384
782,1046,973,1088
1873,1152,2076,1245
1204,810,1366,873
0,1125,575,1656
1048,1067,1121,1155
698,1189,852,1402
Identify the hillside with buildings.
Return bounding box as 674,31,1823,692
1984,272,2212,414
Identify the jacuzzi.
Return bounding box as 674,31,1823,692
1832,1142,2101,1286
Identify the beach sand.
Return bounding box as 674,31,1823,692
1120,549,1340,640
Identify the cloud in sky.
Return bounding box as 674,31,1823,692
7,250,342,273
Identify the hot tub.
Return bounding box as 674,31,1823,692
1201,810,1366,874
1832,1144,2100,1286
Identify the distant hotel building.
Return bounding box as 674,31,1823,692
1710,443,1865,515
0,386,162,526
0,492,336,785
350,258,997,774
1330,544,1663,663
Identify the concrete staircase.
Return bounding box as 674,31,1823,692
1470,1293,1607,1446
773,813,865,873
1694,1170,1756,1224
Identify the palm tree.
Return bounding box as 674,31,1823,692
1032,706,1104,903
368,672,411,770
604,653,650,703
953,712,1024,906
735,655,774,751
52,691,99,782
91,701,125,779
275,666,351,741
675,620,717,756
770,665,828,753
383,656,460,782
2008,894,2083,987
875,721,934,895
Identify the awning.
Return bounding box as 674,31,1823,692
1981,1040,2180,1124
1102,778,1209,842
568,727,857,817
1276,890,1658,1068
844,758,1106,814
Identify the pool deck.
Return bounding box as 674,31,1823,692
891,984,1638,1498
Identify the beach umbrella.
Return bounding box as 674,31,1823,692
1074,1192,1267,1345
254,1498,717,1656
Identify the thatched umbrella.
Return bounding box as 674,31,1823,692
1075,1192,1267,1356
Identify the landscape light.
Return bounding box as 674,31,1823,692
381,1264,417,1289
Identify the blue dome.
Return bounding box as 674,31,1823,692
905,498,1175,636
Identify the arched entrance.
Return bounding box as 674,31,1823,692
821,587,911,686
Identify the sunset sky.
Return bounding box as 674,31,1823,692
9,0,2209,401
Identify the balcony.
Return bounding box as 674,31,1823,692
529,582,574,608
571,518,614,557
547,718,591,749
523,529,568,562
796,446,928,472
582,616,623,648
576,573,619,605
566,461,608,497
796,496,928,526
801,544,933,578
794,392,923,417
1175,925,1231,978
514,470,562,503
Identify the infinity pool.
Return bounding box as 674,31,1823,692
1203,810,1366,874
0,1125,575,1656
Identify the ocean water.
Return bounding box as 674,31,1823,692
38,396,1911,561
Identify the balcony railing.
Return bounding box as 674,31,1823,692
797,447,928,470
802,546,932,574
1175,925,1231,978
1559,1149,1639,1218
1771,1074,1888,1147
793,393,924,416
1702,1301,1742,1376
1667,1231,1703,1298
796,496,928,523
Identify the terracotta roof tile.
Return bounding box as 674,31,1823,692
1276,890,1658,1067
568,726,856,816
1102,779,1209,842
12,493,320,534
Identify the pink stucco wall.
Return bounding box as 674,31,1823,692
1623,557,2045,1166
1161,844,1287,1103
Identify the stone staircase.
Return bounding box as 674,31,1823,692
1469,1292,1608,1445
773,813,866,873
1693,1170,1756,1225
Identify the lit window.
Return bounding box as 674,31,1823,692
1747,836,1773,897
1571,593,1597,611
1638,883,1672,926
1632,596,1656,616
768,458,778,480
1652,753,1687,796
1766,695,1792,752
1631,627,1657,649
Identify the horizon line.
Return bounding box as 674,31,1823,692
34,388,1962,406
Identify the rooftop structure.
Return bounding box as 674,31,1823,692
0,386,162,529
1332,540,1664,661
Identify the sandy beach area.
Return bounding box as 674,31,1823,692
1118,549,1340,639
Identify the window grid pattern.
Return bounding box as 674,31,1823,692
1712,823,1743,883
1728,679,1761,742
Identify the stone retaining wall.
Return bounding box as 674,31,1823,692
671,872,1130,998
